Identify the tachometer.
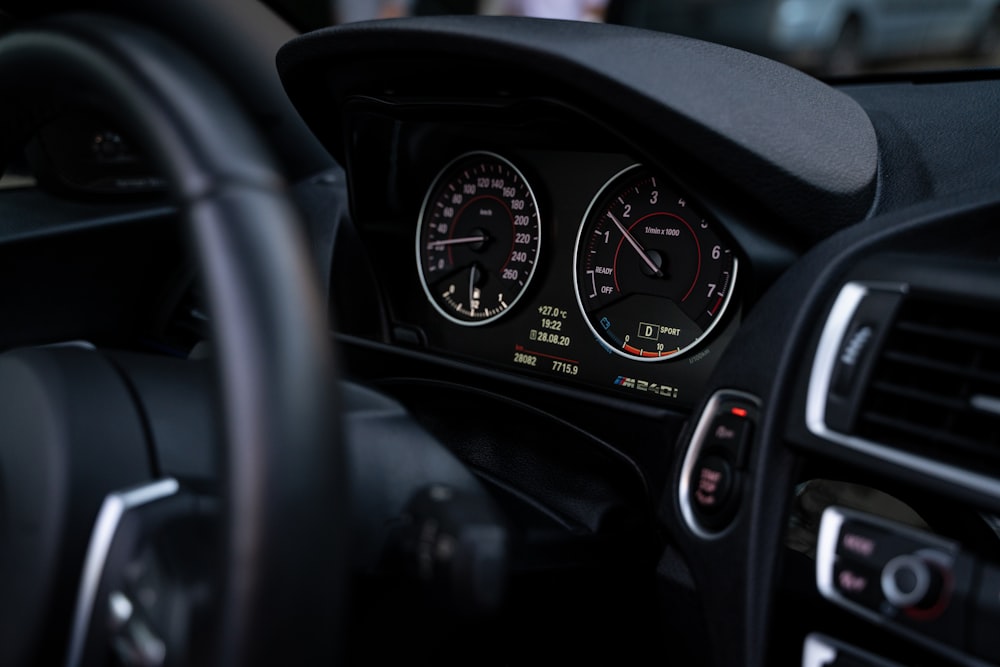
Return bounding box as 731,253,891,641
417,152,541,326
573,165,736,361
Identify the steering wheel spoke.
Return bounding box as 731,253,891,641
68,479,220,667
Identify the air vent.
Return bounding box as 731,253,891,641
855,295,1000,472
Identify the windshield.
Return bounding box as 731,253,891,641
271,0,1000,77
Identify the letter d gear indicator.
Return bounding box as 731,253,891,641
573,165,737,361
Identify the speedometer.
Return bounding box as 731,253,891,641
417,152,541,326
573,165,736,361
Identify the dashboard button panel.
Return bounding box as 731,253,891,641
815,506,994,664
679,390,759,537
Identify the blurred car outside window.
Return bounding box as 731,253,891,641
300,0,1000,76
481,0,607,21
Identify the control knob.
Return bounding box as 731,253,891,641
880,552,947,616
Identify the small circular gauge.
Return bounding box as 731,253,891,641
417,152,541,326
573,165,737,361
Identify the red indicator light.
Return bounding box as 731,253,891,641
731,407,748,418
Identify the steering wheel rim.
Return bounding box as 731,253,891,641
0,13,344,666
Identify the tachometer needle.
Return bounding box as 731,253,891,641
608,212,663,277
427,235,488,249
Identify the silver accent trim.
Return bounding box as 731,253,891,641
802,634,837,667
39,340,98,351
815,506,845,603
107,591,134,631
806,281,1000,500
803,634,906,667
415,151,541,327
805,281,873,436
678,389,760,539
971,394,1000,417
66,478,180,667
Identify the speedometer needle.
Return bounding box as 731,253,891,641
427,235,488,249
468,264,479,314
608,212,663,277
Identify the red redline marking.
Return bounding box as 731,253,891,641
710,295,724,315
623,342,678,358
515,344,579,365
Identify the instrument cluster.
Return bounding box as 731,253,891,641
342,100,744,408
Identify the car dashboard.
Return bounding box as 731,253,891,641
275,16,1000,666
5,9,1000,667
337,97,744,408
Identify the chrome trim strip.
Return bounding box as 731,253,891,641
971,394,1000,417
678,389,760,540
814,507,845,603
805,281,871,436
801,634,837,667
39,340,98,351
805,281,1000,500
66,478,180,667
803,633,908,667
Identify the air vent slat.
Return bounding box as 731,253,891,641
868,380,969,413
894,318,1000,353
881,350,1000,387
851,294,1000,474
858,411,999,458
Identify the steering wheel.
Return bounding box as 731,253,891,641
0,14,343,666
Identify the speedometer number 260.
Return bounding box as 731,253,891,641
416,152,541,326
